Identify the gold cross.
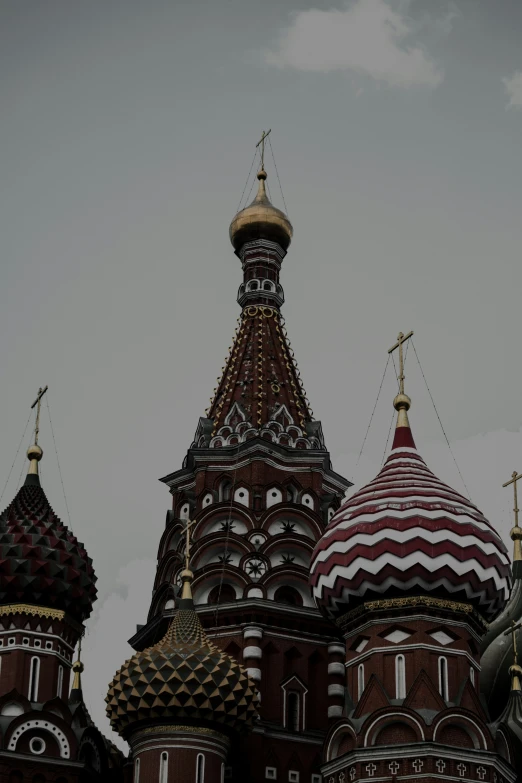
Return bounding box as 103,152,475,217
256,129,272,170
182,518,197,570
388,332,413,395
503,471,522,528
30,386,48,446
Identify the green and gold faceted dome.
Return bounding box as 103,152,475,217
106,571,259,737
229,169,293,252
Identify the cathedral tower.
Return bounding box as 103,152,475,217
0,388,122,781
129,148,351,783
310,333,515,783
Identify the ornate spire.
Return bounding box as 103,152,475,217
70,638,85,704
503,471,522,564
388,331,415,450
26,386,48,483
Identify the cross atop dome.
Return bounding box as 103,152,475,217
26,385,48,482
388,330,415,449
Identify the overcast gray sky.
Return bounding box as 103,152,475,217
1,0,522,750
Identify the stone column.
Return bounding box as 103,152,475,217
243,626,263,691
327,642,345,720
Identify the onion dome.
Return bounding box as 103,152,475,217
106,569,259,737
0,445,97,622
229,169,293,252
310,390,511,621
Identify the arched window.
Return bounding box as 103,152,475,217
29,656,40,702
438,656,449,701
221,763,225,783
287,691,300,732
249,281,258,291
135,758,141,783
160,751,168,783
219,480,232,502
395,654,406,699
357,663,365,700
263,281,272,291
57,665,64,699
196,753,205,783
470,666,475,686
208,584,236,604
274,586,303,607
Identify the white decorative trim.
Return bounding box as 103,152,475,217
243,627,263,640
327,705,343,718
363,712,426,746
328,643,345,657
328,684,345,698
8,720,70,758
432,713,487,749
246,667,262,682
328,662,344,676
244,646,262,660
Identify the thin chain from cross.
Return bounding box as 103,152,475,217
504,619,522,665
256,129,272,170
388,332,413,395
182,518,197,570
30,386,48,446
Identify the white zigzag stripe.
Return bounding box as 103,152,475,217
314,527,509,564
314,574,499,615
313,552,509,597
323,508,500,540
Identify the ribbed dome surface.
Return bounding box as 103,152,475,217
310,423,511,621
106,601,259,736
0,478,97,621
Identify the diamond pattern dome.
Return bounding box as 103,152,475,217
0,477,97,621
106,596,259,736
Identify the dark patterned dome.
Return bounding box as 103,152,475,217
106,570,259,737
0,470,97,622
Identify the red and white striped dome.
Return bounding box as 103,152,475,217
310,416,511,621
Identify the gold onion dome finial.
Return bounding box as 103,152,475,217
229,169,293,253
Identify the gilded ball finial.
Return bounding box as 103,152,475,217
257,168,267,181
393,393,411,412
73,658,85,676
27,444,43,462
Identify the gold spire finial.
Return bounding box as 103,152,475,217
388,331,413,427
27,386,48,475
503,471,522,562
181,518,197,600
504,621,522,691
72,637,84,692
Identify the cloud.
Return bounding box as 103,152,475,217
82,558,157,752
264,0,446,88
504,71,522,108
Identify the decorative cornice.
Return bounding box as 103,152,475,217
0,603,65,621
0,603,84,634
141,725,228,739
336,595,488,631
